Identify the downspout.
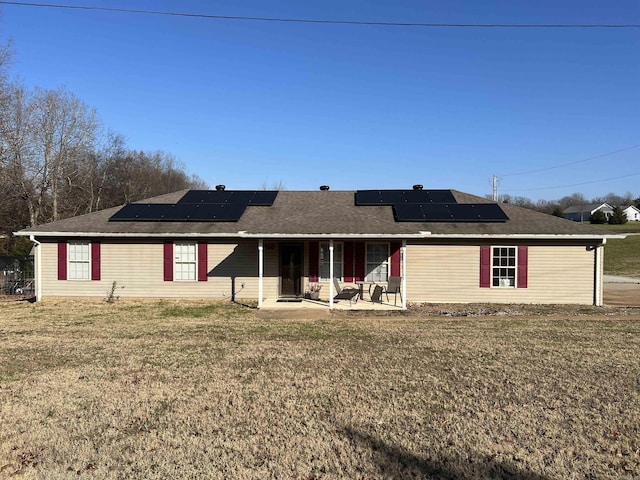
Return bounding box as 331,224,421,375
29,235,42,302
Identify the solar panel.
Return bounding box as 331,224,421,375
109,204,171,221
461,203,509,221
109,203,247,222
248,191,279,206
181,203,246,221
355,190,456,205
353,190,383,205
425,190,457,203
394,203,508,222
177,190,278,205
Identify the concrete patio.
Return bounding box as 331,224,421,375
259,296,404,311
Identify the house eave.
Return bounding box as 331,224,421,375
424,233,623,240
15,231,624,240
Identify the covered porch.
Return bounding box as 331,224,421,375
256,238,408,310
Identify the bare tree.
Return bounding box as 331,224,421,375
0,83,38,225
29,86,99,222
261,179,286,190
593,191,635,207
557,193,588,210
96,149,207,207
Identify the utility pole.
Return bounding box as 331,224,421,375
489,174,500,201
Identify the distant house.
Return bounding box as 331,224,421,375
622,205,640,222
563,203,613,222
15,186,621,307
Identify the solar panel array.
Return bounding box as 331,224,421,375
355,189,509,223
109,190,278,222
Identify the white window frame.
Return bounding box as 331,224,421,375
365,242,390,283
319,241,343,281
491,246,517,288
174,242,197,282
68,241,91,281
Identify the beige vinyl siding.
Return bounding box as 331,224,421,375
40,239,278,300
406,243,595,304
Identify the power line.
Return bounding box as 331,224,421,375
501,172,640,193
501,144,640,177
0,1,639,28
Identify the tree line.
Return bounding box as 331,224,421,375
0,41,206,254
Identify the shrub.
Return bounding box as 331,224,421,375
608,206,628,225
589,210,607,224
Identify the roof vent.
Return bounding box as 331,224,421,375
320,185,330,191
413,184,423,190
215,184,226,191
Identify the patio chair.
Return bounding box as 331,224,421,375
370,284,384,303
381,276,402,306
333,277,359,306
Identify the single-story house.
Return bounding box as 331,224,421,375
563,203,614,222
15,186,621,307
622,205,640,222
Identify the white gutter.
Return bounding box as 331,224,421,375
29,235,42,302
421,233,624,240
14,231,247,238
15,231,623,240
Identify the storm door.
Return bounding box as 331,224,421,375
279,243,303,297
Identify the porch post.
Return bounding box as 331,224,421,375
329,239,334,308
401,240,407,309
258,239,264,308
595,241,604,307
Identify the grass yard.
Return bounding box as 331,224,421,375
597,223,640,234
604,235,640,277
1,300,639,479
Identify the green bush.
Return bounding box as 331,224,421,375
590,210,607,224
608,206,628,225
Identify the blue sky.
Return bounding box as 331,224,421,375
1,0,638,200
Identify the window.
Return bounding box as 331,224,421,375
366,243,389,282
174,242,197,281
492,247,516,287
319,242,342,281
68,242,90,280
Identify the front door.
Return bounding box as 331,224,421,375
280,243,303,297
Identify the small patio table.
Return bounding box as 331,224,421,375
355,281,375,301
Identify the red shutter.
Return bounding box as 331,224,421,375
308,241,319,282
354,242,366,281
163,242,173,281
58,241,67,280
198,242,208,282
480,246,491,288
91,242,101,281
390,241,401,277
343,241,354,282
517,246,528,288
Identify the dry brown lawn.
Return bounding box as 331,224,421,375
1,300,639,479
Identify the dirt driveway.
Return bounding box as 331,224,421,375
604,282,640,307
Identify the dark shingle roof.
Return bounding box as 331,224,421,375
17,189,612,238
